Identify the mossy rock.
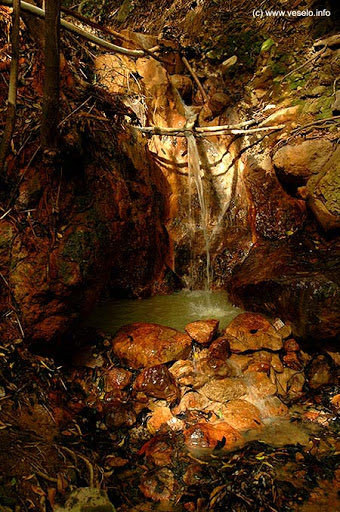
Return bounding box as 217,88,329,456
55,488,115,512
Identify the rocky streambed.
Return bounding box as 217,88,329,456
1,310,336,511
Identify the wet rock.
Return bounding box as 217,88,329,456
212,399,263,432
106,405,136,428
331,394,340,411
147,406,185,434
105,368,132,391
199,377,247,402
246,351,272,374
185,319,219,345
245,371,277,397
229,244,340,340
184,421,241,451
139,437,173,467
173,391,211,414
169,360,195,387
224,313,283,352
273,140,334,185
258,396,289,418
282,351,303,371
243,157,307,239
140,468,176,501
170,74,192,102
208,336,231,360
283,338,300,352
194,349,232,386
276,368,305,398
112,323,192,369
209,93,230,115
134,365,180,402
54,487,115,512
271,354,284,373
306,355,333,389
170,350,232,390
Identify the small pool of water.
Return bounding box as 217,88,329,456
85,290,242,334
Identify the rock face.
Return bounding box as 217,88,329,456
229,243,340,340
185,319,219,345
112,323,192,369
224,312,283,352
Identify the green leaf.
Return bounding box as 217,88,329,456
261,38,275,52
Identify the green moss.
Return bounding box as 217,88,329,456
205,30,262,70
288,72,306,90
270,62,287,77
316,108,333,120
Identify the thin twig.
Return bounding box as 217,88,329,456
280,47,326,82
182,56,208,103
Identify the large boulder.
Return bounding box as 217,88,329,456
307,146,340,231
273,140,334,185
224,312,283,352
229,242,340,340
112,323,192,369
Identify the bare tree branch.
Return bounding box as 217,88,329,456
1,0,147,57
0,0,20,174
41,0,60,154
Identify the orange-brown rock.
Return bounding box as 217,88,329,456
184,422,241,451
331,394,340,410
306,355,333,390
112,323,192,369
185,319,219,345
271,354,284,373
106,405,136,428
173,392,210,415
208,337,231,360
199,377,247,402
244,371,277,397
104,367,132,392
139,437,173,467
258,396,289,418
147,406,173,434
169,360,195,387
224,313,283,353
283,351,302,370
140,468,176,501
134,365,180,402
283,338,300,352
211,400,263,432
276,368,305,398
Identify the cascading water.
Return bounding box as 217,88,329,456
184,108,212,290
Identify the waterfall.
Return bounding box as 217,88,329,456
186,132,212,290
